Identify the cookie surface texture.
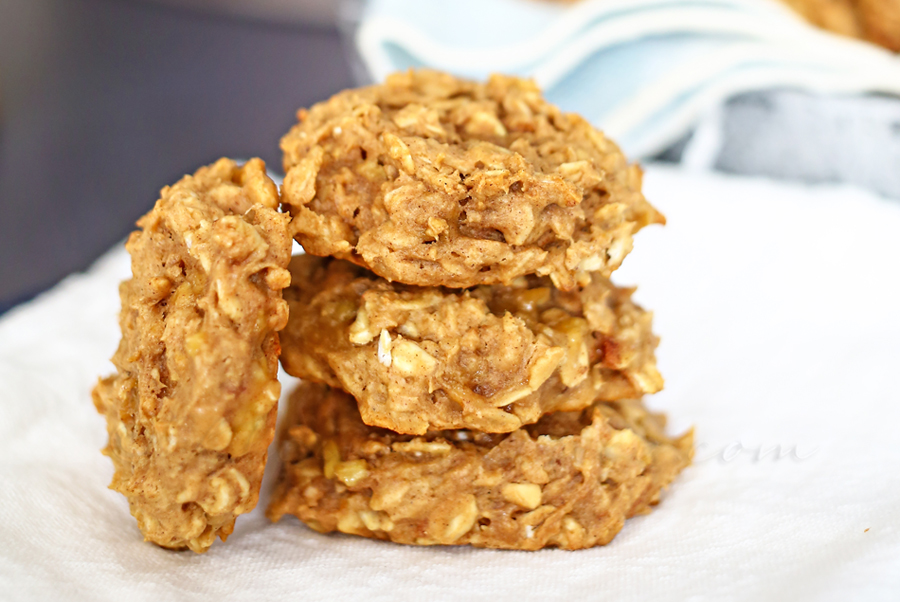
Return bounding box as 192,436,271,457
280,255,662,434
92,158,292,553
280,70,663,290
267,382,692,550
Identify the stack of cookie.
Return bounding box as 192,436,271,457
268,71,692,550
92,70,691,553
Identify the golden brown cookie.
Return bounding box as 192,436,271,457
92,158,292,553
280,70,663,291
267,382,692,550
280,254,662,435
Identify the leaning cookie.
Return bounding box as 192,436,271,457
280,254,662,435
280,70,663,290
267,382,692,550
92,158,292,553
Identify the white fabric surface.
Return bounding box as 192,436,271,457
352,0,900,160
1,166,899,600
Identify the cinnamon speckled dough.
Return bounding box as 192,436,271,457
267,382,692,550
280,70,663,290
92,158,292,553
280,255,662,435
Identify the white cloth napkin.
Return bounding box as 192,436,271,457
352,0,900,160
1,166,898,601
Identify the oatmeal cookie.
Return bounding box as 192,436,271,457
267,382,692,550
280,255,662,435
92,158,292,553
280,70,663,290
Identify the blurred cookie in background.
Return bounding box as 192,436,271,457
780,0,900,51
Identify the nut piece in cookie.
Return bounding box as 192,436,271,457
280,69,663,290
280,255,662,434
92,158,292,553
267,382,692,550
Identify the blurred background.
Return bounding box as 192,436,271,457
0,0,355,313
1,0,898,314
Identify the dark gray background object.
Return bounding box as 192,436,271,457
0,0,354,313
